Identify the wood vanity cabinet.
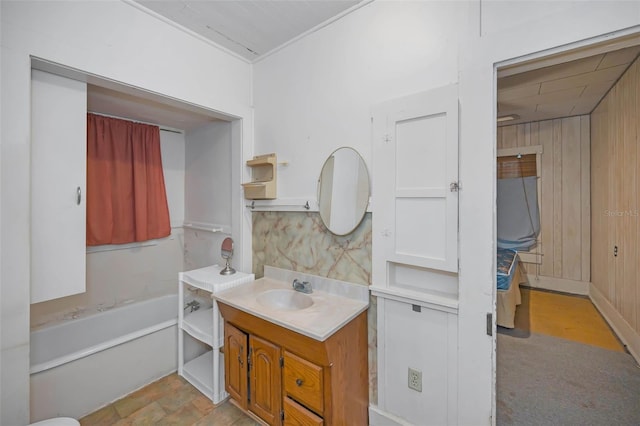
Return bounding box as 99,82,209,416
220,303,368,426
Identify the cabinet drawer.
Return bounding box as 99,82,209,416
283,351,324,415
284,397,323,426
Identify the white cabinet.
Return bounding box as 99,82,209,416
30,70,87,303
178,265,254,403
370,85,461,425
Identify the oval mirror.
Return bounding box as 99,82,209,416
317,147,370,236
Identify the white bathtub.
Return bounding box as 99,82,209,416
30,294,178,422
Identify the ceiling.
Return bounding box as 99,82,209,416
95,2,640,130
135,0,361,61
497,44,640,126
87,84,219,131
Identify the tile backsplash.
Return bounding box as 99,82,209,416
252,211,371,285
252,211,377,404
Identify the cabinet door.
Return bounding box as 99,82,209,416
249,334,282,425
225,323,248,409
372,84,459,276
31,69,87,303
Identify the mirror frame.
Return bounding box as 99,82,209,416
316,147,370,236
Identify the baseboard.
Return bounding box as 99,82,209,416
589,283,640,364
526,274,589,296
369,405,411,426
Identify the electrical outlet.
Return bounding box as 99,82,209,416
408,367,422,392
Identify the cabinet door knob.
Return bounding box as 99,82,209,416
296,378,303,386
77,187,82,205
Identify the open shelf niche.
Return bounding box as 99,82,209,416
242,153,276,200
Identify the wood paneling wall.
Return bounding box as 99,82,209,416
591,57,640,334
497,116,591,283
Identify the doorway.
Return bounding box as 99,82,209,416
494,33,640,424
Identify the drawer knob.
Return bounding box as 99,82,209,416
296,378,303,387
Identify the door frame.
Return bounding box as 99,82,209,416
491,28,640,424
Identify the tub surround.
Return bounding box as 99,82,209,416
213,267,368,341
30,294,177,374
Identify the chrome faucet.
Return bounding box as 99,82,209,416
292,278,312,294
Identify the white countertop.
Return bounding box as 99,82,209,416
212,277,369,341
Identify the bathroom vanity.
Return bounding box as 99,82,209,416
214,269,369,425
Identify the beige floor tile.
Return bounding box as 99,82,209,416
79,404,121,425
231,415,261,426
159,404,205,425
115,401,166,426
113,391,155,419
155,384,200,413
192,402,248,426
129,374,185,403
191,395,216,417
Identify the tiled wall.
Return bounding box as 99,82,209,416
252,211,371,284
252,211,377,404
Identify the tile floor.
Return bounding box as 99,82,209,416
81,287,624,425
79,374,259,426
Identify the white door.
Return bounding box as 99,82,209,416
371,84,461,425
373,84,459,287
31,70,87,303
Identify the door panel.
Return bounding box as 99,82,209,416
373,84,459,283
249,334,282,425
225,323,248,409
31,69,87,303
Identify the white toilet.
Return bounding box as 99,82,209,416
30,418,79,426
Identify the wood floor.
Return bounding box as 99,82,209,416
514,287,625,352
79,374,259,426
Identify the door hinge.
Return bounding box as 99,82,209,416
279,356,284,368
486,313,493,336
281,410,285,421
450,181,460,192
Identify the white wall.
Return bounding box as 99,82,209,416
162,131,187,229
253,1,462,200
0,1,252,423
252,1,640,423
184,121,234,271
185,122,232,230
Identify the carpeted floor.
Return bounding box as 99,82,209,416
497,332,640,425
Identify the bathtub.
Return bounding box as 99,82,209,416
30,294,178,422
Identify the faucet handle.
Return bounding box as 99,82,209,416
292,278,312,293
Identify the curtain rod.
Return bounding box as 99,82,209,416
87,111,184,134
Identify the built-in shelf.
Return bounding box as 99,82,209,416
178,265,255,404
243,153,276,200
182,307,214,346
182,350,214,400
370,285,459,314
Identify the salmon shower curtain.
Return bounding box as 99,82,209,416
86,113,171,246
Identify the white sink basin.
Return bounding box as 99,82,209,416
256,289,314,311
